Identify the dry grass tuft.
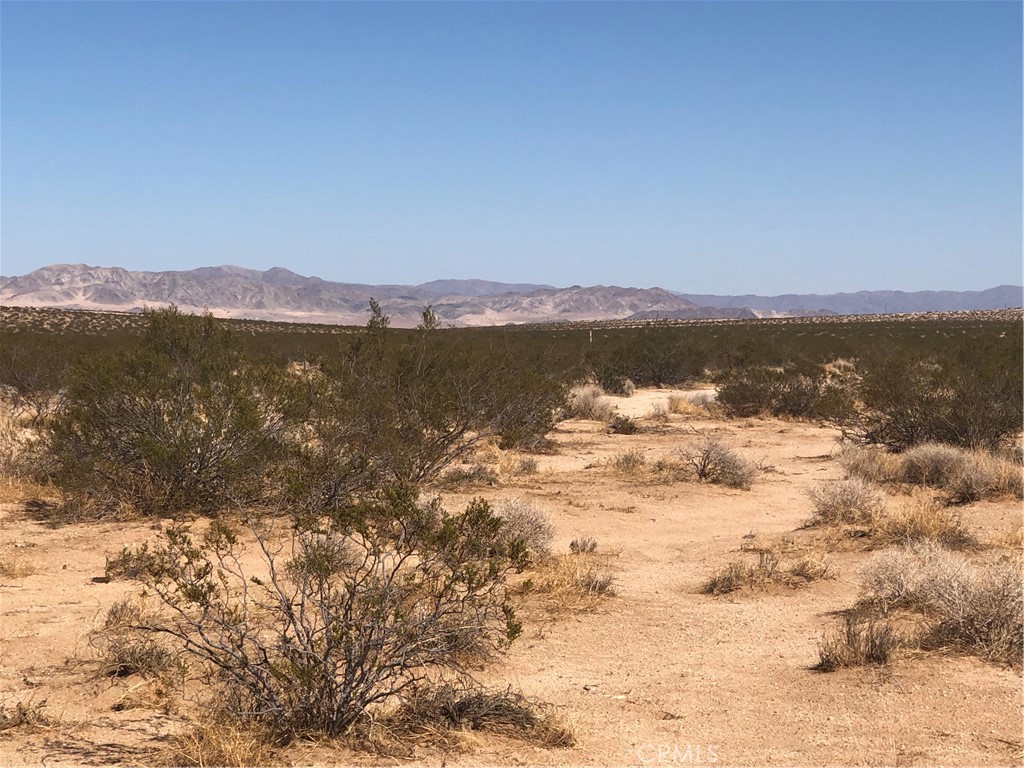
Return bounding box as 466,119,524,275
872,498,977,550
91,597,174,679
0,548,34,578
519,547,617,613
162,713,281,767
815,615,903,672
839,443,1022,504
437,464,499,489
612,449,646,473
647,403,670,423
668,391,720,418
379,683,575,753
702,551,836,595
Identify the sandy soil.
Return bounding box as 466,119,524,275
1,388,1021,766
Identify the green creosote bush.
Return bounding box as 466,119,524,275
48,307,299,517
717,364,855,421
845,335,1023,451
131,488,528,740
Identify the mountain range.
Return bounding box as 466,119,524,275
0,264,1020,327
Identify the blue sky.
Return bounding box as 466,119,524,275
2,1,1020,293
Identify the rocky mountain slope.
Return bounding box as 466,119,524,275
0,264,698,327
1,264,1019,327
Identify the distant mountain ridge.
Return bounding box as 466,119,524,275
0,264,1019,327
674,286,1023,316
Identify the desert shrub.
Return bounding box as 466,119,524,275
717,365,854,420
836,445,903,485
48,308,297,517
0,335,70,426
587,329,708,389
847,340,1023,451
680,437,756,489
612,449,646,473
815,615,902,671
921,558,1023,664
563,384,615,421
569,537,598,555
840,443,1022,505
508,457,539,476
859,544,1022,664
608,414,640,435
132,489,526,739
493,497,554,561
647,403,670,423
303,322,564,490
702,551,835,594
806,479,886,526
105,543,157,581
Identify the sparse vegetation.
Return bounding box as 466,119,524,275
858,543,1023,664
612,449,646,473
702,551,835,595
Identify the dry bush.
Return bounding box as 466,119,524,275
0,548,34,579
839,443,1022,504
815,615,902,671
505,456,539,477
806,479,886,527
492,497,554,562
921,557,1023,664
872,498,977,550
608,414,641,435
837,445,902,485
668,392,720,417
702,551,835,595
859,544,1023,664
383,683,575,752
647,403,670,424
437,464,499,489
612,449,646,473
680,437,756,489
563,384,615,422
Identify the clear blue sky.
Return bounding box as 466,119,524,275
2,1,1020,294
